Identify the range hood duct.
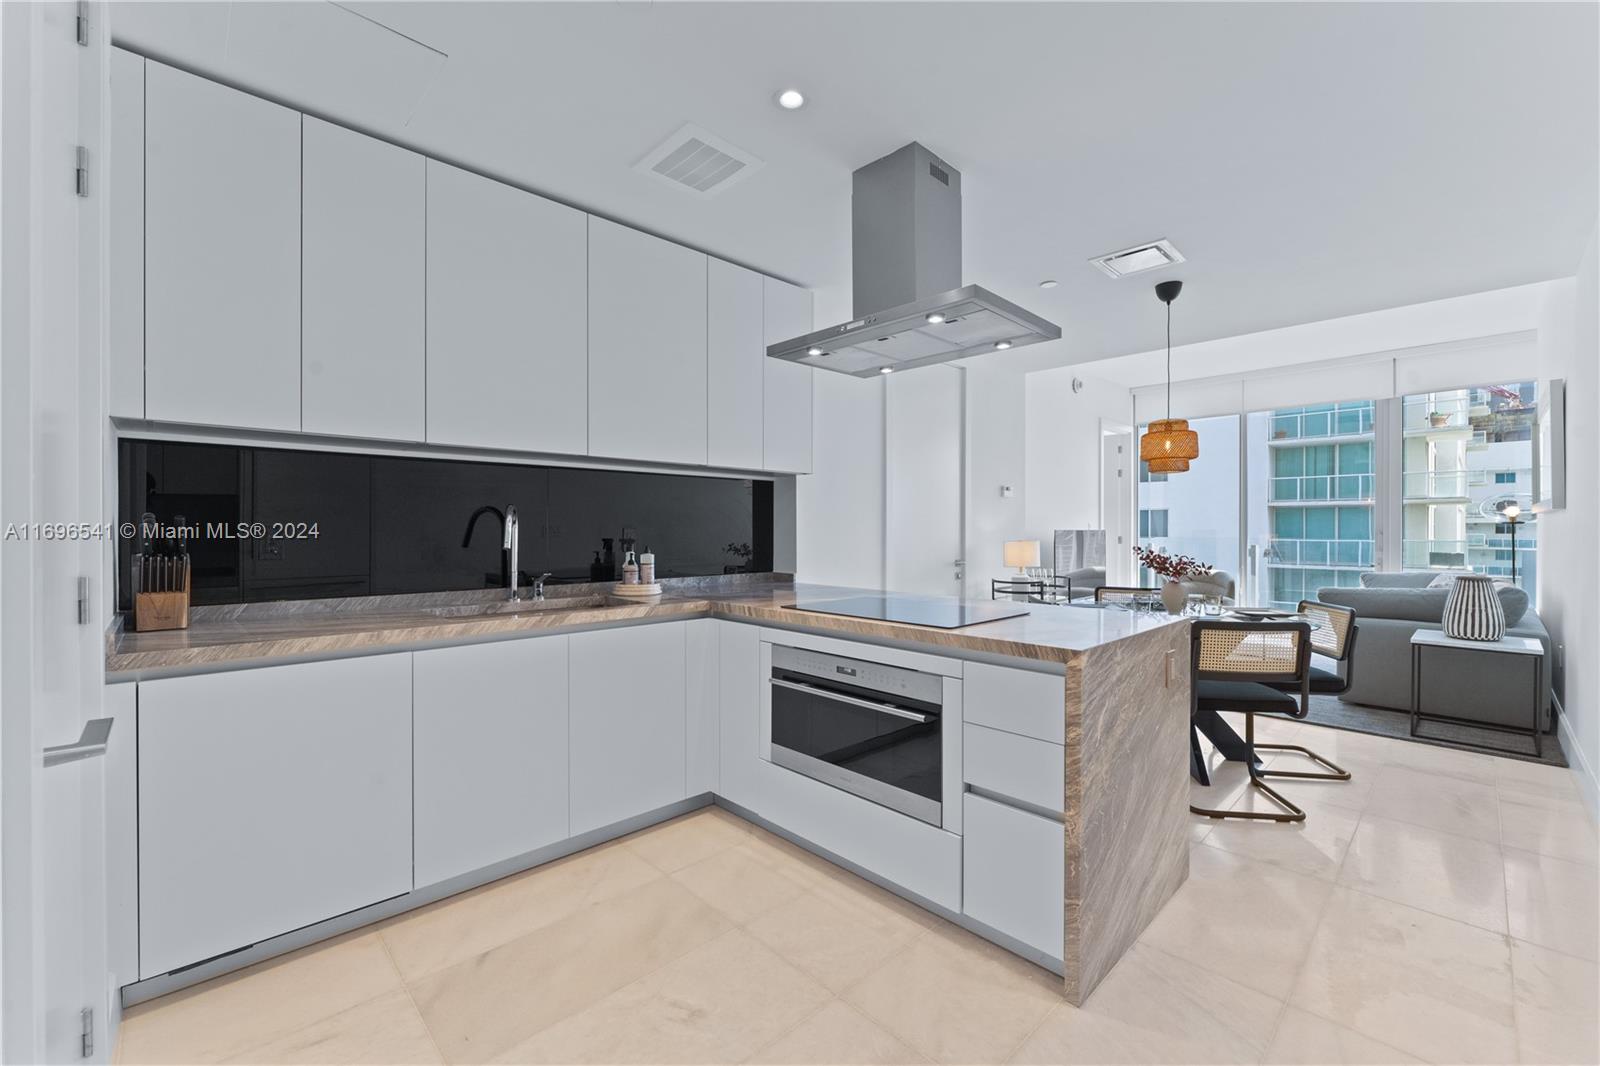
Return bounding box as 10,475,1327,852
767,142,1060,378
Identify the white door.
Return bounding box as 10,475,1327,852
886,366,965,596
0,3,112,1060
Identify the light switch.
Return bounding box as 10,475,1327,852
999,484,1014,498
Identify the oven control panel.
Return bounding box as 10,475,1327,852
770,645,944,706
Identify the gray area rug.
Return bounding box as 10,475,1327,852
1306,694,1568,767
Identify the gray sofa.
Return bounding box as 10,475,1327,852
1317,572,1552,731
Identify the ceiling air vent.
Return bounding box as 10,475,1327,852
1089,239,1185,278
635,123,763,197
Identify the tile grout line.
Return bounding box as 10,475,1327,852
378,934,450,1066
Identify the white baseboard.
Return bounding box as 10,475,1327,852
1555,694,1599,823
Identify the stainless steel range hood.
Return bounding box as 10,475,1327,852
768,143,1060,378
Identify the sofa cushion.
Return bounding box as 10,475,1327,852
1319,584,1529,627
1359,572,1438,590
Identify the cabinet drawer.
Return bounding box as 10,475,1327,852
963,723,1063,814
962,792,1064,963
963,662,1065,744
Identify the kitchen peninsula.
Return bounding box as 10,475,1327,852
107,579,1190,1007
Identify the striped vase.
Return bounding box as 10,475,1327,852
1442,573,1505,642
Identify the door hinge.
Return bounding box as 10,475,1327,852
77,576,90,624
75,3,88,46
80,1006,93,1058
74,146,88,198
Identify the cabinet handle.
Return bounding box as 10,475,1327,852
43,718,114,768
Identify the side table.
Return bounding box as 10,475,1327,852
1410,629,1544,757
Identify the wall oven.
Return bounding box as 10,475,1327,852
767,645,944,826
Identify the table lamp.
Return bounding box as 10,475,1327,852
1003,540,1041,575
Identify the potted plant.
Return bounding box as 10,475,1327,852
1428,411,1450,428
1131,545,1214,615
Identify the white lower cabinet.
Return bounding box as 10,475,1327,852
715,621,763,810
962,792,1064,963
569,624,688,835
685,620,720,797
137,654,412,978
413,636,570,888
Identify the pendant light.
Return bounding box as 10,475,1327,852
1140,279,1199,473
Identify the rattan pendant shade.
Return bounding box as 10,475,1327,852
1140,279,1197,473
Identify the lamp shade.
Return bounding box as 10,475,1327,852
1003,540,1041,571
1140,418,1199,473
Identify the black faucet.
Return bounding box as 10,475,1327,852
462,504,521,598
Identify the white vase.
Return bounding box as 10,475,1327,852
1161,580,1187,615
1442,573,1505,641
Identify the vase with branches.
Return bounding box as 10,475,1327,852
1132,545,1213,613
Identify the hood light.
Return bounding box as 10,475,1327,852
880,367,894,374
995,340,1013,350
776,89,805,110
925,312,945,324
806,346,826,357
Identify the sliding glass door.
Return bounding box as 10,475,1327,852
1135,414,1241,589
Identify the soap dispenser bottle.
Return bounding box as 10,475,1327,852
621,550,640,585
639,547,656,585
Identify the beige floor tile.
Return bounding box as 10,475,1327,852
622,807,753,873
735,825,853,891
221,989,442,1065
1221,711,1305,746
1499,790,1600,866
670,842,811,924
1289,888,1517,1065
380,840,662,981
746,999,928,1065
1009,943,1280,1065
1191,754,1254,814
491,930,831,1064
1260,1006,1422,1065
745,879,927,993
1203,790,1362,880
1511,938,1600,1065
1263,751,1382,814
1494,757,1584,802
409,877,731,1063
1138,844,1333,999
1364,765,1502,844
1336,814,1508,933
1189,816,1218,843
844,925,1062,1064
1377,737,1498,784
1504,846,1600,961
118,931,403,1064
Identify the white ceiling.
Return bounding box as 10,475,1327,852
111,1,1598,373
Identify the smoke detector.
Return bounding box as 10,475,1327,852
635,123,763,197
1089,239,1185,278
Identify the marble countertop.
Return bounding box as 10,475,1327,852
106,580,1186,680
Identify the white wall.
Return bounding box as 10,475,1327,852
794,371,885,588
1022,369,1134,557
963,364,1027,598
1536,227,1600,817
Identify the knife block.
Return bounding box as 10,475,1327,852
133,558,191,632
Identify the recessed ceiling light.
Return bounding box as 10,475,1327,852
806,346,826,357
925,312,945,324
995,340,1013,350
1039,279,1058,289
776,89,805,110
880,367,894,374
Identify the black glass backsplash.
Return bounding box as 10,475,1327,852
118,441,773,609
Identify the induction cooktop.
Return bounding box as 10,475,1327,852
784,595,1030,629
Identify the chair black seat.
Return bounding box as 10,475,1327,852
1196,679,1301,715
1269,665,1343,694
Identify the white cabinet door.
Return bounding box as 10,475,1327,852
569,623,687,834
962,792,1064,963
716,622,763,810
144,61,300,432
587,218,708,465
109,47,144,419
302,117,425,442
137,654,412,978
763,277,814,473
414,636,569,887
426,160,588,454
685,619,720,797
707,258,764,469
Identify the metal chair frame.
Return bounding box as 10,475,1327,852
1190,619,1312,824
991,577,1045,601
1255,601,1359,784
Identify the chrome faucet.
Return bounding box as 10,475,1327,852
503,505,520,600
532,572,552,601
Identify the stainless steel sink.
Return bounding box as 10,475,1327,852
415,595,609,619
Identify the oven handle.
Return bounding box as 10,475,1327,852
769,677,935,723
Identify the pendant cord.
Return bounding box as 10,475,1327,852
1166,300,1172,420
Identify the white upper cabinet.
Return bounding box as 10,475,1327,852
302,118,425,441
109,48,144,419
413,636,570,888
763,277,814,473
144,62,301,432
426,160,588,454
587,218,708,465
706,258,765,470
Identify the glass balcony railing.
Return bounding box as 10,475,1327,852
1402,470,1469,499
1402,394,1473,433
1267,539,1375,568
1269,407,1375,441
1269,473,1374,502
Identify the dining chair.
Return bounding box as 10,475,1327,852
1256,601,1358,783
1094,585,1161,604
1190,619,1313,823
